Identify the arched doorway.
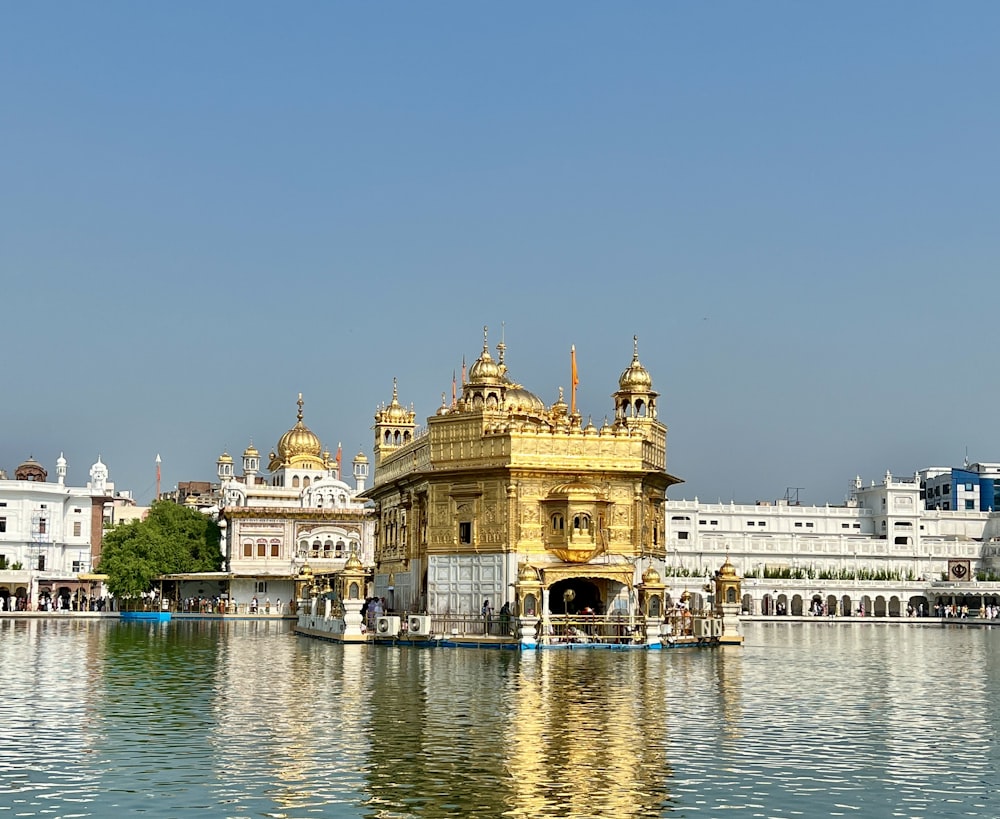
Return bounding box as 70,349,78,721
549,578,603,615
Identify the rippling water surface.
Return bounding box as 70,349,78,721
1,619,999,818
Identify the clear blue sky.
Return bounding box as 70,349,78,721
2,3,998,506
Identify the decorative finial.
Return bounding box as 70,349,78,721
483,325,489,351
297,393,304,422
633,335,639,360
392,377,398,401
496,320,506,367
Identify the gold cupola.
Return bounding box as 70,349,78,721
269,394,323,470
618,335,653,392
613,335,659,426
374,379,417,455
468,326,502,384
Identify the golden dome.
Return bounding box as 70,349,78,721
718,556,738,578
547,479,607,500
518,563,540,583
642,566,662,585
618,335,653,392
504,381,546,415
217,451,233,464
376,379,416,425
468,326,502,383
298,562,314,578
242,443,259,458
354,451,368,463
344,552,364,571
276,394,322,462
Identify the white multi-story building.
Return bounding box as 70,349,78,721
203,394,375,610
0,454,135,610
664,469,1000,618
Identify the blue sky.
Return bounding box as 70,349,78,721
2,3,998,506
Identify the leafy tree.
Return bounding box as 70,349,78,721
98,501,222,600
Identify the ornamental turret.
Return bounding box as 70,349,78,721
613,335,659,427
374,378,416,459
242,442,260,481
353,451,369,492
217,451,234,480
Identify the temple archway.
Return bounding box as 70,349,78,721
548,578,602,615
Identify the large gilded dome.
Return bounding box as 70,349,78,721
503,380,547,415
276,394,322,462
618,335,653,391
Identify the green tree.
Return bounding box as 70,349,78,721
98,501,222,600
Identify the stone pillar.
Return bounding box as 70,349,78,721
713,555,744,645
517,615,539,648
339,551,367,641
514,563,543,649
638,565,666,648
644,617,662,648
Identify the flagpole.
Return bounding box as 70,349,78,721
570,345,578,417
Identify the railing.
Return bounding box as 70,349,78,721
391,610,708,643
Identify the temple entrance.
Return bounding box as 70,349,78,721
548,578,603,615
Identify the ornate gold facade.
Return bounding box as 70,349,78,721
366,329,681,616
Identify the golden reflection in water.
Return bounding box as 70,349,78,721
504,651,675,818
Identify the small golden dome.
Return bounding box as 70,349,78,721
377,379,415,425
642,566,661,585
547,479,607,500
299,562,314,578
354,451,368,463
718,556,738,578
618,335,653,392
518,563,540,583
344,552,364,571
217,451,233,464
469,351,501,383
468,326,502,383
242,443,259,458
277,394,322,462
550,387,568,418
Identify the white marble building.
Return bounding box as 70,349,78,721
0,454,134,610
214,395,375,606
664,469,1000,616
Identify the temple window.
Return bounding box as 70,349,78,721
292,476,300,488
459,521,472,544
551,514,564,531
270,540,280,557
256,539,267,557
243,541,253,557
